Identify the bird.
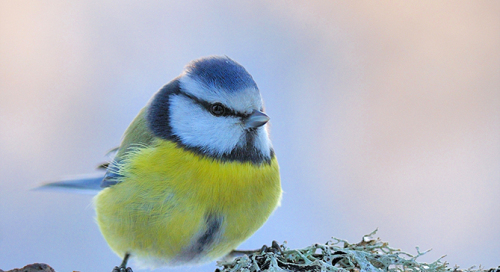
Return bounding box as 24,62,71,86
39,56,282,271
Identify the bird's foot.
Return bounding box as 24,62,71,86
112,266,133,272
228,240,283,258
259,240,283,255
112,253,132,272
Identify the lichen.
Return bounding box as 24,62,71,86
216,230,498,272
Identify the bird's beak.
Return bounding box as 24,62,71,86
245,109,270,129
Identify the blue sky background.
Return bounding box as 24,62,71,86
1,1,499,271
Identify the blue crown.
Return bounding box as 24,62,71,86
184,56,258,91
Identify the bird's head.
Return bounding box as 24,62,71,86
147,56,274,164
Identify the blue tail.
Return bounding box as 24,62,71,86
35,174,105,195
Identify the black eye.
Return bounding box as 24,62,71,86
210,103,226,116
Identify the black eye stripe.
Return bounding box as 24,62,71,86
179,92,249,118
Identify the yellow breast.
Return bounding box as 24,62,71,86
94,139,281,267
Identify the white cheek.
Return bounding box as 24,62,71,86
169,95,244,156
254,126,272,158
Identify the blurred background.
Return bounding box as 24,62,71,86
1,1,499,271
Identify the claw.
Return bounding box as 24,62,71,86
111,266,133,272
271,240,283,254
227,241,283,260
259,240,283,255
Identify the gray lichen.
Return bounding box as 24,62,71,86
216,230,498,272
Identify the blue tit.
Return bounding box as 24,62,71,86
40,56,282,271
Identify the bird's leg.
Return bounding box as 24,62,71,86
112,253,133,272
227,240,283,258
